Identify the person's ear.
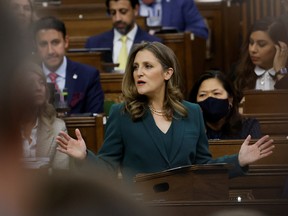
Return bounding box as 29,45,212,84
164,68,174,81
64,35,69,49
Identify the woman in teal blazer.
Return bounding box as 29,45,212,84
57,42,274,180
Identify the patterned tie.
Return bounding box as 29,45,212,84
48,72,60,93
117,35,128,71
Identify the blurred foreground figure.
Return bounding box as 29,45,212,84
0,1,37,216
31,173,154,216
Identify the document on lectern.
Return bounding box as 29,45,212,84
164,163,230,172
135,163,231,180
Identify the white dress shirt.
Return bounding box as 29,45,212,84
22,119,38,158
113,24,138,71
254,66,276,90
43,56,67,92
139,0,162,27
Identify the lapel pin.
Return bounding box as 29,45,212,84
73,74,78,79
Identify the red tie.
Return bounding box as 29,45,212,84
48,72,60,93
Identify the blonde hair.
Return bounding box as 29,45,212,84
122,42,187,121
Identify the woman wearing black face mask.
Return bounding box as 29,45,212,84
189,71,262,139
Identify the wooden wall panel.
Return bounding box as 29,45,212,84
241,0,284,36
197,0,242,73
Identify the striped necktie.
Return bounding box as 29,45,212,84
48,72,60,93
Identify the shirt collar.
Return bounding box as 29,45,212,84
43,56,67,79
114,24,138,42
254,65,276,77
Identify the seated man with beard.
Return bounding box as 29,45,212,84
85,0,161,72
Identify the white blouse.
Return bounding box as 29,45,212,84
22,119,38,158
254,66,276,90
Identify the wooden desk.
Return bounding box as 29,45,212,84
210,139,288,200
243,90,288,114
243,113,288,137
146,199,288,216
66,51,103,71
230,164,288,200
209,138,288,165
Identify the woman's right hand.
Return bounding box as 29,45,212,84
56,129,87,160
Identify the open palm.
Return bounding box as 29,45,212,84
57,129,87,160
238,135,274,167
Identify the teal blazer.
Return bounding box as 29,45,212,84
87,101,244,179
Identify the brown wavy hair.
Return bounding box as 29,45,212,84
122,41,187,121
234,17,288,100
19,62,56,131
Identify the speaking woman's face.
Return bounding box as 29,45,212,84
132,49,173,99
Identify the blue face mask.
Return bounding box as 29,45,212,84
198,97,230,123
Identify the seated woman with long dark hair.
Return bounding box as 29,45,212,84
189,71,262,140
234,17,288,100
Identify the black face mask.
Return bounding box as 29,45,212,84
198,97,230,123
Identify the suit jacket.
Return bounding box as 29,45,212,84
65,58,104,114
161,0,208,39
87,101,245,180
37,118,69,169
85,26,162,53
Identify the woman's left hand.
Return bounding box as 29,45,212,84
238,135,274,167
273,41,288,73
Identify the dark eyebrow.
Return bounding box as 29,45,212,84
199,88,222,93
256,40,267,43
142,61,152,64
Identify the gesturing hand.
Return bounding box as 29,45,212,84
56,129,87,160
238,135,275,167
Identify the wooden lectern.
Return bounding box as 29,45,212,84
134,164,231,202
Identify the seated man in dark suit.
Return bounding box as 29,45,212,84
85,0,161,72
34,16,104,114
